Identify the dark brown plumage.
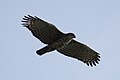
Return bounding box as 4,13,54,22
22,15,100,67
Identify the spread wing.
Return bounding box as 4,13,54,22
57,40,100,67
22,15,64,44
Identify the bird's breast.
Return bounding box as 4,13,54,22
51,36,73,49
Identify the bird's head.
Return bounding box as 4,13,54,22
67,33,76,38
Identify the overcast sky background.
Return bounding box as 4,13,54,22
0,0,120,80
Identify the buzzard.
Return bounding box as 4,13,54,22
22,15,100,67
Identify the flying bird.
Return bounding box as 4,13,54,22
22,15,100,67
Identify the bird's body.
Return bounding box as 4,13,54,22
37,33,75,56
51,33,75,49
22,15,100,67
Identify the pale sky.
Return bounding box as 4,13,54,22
0,0,120,80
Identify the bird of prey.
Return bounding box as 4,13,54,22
22,15,100,67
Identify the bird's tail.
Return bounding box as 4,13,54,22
36,46,55,56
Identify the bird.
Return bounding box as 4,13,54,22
22,15,100,67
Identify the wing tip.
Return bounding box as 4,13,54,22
86,54,100,67
82,52,100,67
21,15,37,28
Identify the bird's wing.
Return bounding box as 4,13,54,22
22,15,64,44
57,40,100,67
